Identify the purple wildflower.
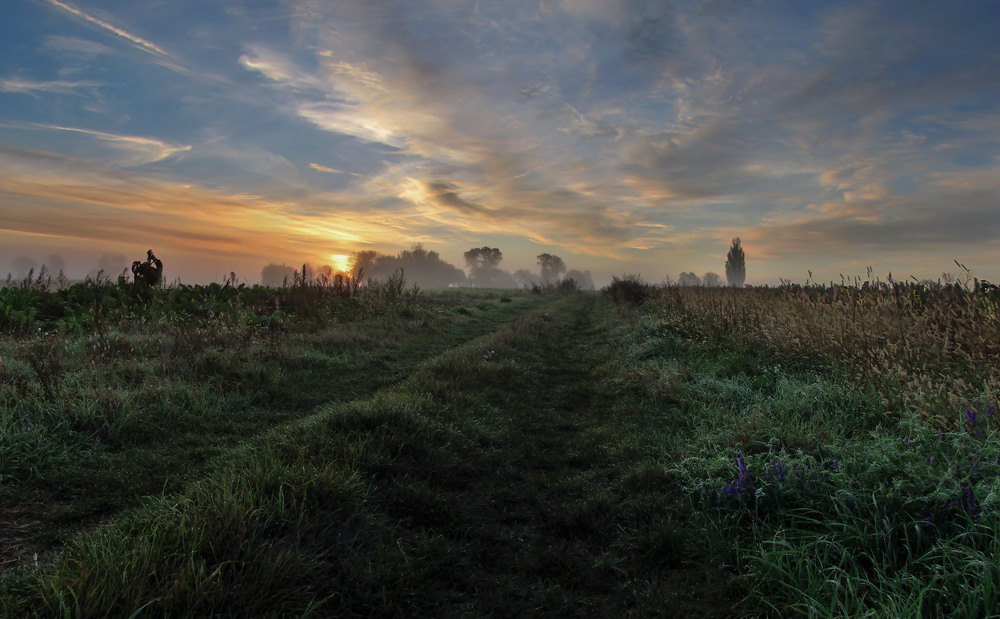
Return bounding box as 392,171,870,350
965,408,978,426
735,456,754,491
986,404,996,417
721,483,738,498
901,436,909,450
773,461,786,482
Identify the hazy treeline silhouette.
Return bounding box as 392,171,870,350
460,247,593,289
676,271,723,287
5,252,130,283
260,244,465,289
669,237,743,287
260,244,595,290
356,244,467,288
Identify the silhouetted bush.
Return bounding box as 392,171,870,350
557,278,580,293
603,274,650,306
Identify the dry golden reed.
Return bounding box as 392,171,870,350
645,281,1000,429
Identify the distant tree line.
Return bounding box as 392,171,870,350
260,245,594,290
666,238,745,287
676,271,723,287
354,244,467,288
4,252,150,284
462,247,593,289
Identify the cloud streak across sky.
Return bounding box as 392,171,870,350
0,0,998,283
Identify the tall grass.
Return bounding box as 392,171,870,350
638,280,1000,430
601,275,1000,616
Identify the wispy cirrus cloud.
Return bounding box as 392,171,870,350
0,146,412,273
40,35,113,57
2,123,191,166
39,0,197,76
309,163,341,174
0,78,99,96
43,0,168,57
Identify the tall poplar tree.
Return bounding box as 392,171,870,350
725,237,746,287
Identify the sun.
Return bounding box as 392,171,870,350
330,254,352,274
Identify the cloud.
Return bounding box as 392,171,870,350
239,47,326,93
43,0,168,57
12,123,191,166
40,0,192,75
309,163,341,174
422,181,492,217
746,181,1000,261
296,103,405,148
0,78,98,96
0,146,443,265
6,0,1000,282
41,35,113,57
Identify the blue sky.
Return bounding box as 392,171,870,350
1,0,999,285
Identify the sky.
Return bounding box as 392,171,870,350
1,0,999,286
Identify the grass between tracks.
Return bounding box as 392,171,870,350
5,280,998,616
1,293,742,616
0,288,547,563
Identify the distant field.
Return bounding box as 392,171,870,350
1,275,998,616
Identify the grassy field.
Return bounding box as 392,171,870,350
0,273,998,616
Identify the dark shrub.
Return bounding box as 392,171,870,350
603,274,649,306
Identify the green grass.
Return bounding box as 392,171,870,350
1,281,998,616
0,287,550,552
596,283,1000,617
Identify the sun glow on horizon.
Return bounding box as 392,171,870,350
330,253,351,273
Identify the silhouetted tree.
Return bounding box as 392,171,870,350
380,244,466,288
702,271,722,287
465,247,513,287
350,245,465,288
725,237,746,287
464,247,503,272
537,253,566,283
678,271,702,287
261,263,296,287
131,249,163,287
349,250,379,279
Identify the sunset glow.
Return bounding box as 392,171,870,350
330,254,351,274
1,1,998,285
